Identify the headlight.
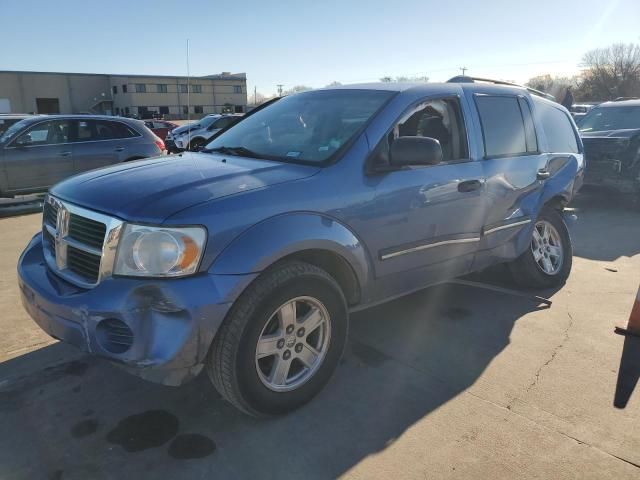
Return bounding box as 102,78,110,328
114,224,206,277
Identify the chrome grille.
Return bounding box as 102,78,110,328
43,202,58,228
68,214,106,250
42,195,123,288
67,246,101,283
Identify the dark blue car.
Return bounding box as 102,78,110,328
18,79,584,416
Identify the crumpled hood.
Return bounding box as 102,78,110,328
171,123,199,136
50,152,320,222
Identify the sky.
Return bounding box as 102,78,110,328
2,0,639,97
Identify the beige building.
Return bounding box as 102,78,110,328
0,70,247,119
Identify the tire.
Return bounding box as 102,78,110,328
207,261,348,417
508,208,572,289
188,138,206,151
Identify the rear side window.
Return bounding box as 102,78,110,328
536,102,579,153
73,120,139,141
475,95,527,157
211,117,234,130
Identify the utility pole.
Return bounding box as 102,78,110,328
254,86,257,105
187,39,191,147
460,67,468,76
277,84,283,96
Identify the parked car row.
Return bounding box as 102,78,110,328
0,115,164,196
19,78,585,416
142,119,179,141
165,113,242,152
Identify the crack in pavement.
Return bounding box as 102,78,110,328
524,310,574,394
466,390,640,471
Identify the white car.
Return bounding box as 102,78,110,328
166,114,242,152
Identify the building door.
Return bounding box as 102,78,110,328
36,98,60,114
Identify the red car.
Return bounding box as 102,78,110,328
143,120,179,140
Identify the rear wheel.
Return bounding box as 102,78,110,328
508,208,572,289
207,261,348,417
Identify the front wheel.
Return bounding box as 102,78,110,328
188,138,206,151
508,208,572,289
207,261,348,417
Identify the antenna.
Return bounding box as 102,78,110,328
187,39,191,150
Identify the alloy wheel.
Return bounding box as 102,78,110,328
255,296,331,392
531,220,563,275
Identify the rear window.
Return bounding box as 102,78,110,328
536,102,579,153
475,95,528,157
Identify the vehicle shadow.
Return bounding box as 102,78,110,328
570,187,640,262
0,281,548,480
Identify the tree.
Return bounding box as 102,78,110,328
248,91,267,106
326,81,342,87
379,75,429,83
526,74,579,101
284,85,312,94
580,43,640,100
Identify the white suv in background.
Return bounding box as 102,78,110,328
166,114,242,152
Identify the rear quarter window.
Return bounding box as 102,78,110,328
536,101,579,154
474,95,528,157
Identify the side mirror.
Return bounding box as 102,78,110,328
389,136,442,167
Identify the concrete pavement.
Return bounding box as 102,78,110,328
0,190,639,479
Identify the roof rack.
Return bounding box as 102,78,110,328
447,76,556,102
613,96,639,101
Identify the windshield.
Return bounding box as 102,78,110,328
204,89,394,164
579,106,640,132
0,118,32,143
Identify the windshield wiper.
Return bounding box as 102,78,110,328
204,146,266,159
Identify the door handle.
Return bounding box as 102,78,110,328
58,151,71,157
114,147,125,152
537,168,551,180
458,179,483,193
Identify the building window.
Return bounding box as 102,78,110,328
112,86,118,95
122,84,127,93
194,105,204,114
115,107,120,115
179,84,188,93
233,85,242,94
159,106,169,115
234,105,244,113
182,106,189,115
157,84,168,93
135,84,147,93
191,85,202,93
124,107,130,115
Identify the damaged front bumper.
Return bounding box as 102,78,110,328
17,233,257,386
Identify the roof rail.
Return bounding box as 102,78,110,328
447,75,556,102
613,96,639,101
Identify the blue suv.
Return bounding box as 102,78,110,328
18,78,584,416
